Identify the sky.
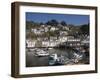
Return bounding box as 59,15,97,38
26,12,89,26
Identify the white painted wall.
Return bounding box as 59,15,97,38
0,0,100,80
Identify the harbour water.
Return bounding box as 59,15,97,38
26,47,89,67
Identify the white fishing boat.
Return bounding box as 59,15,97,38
49,54,65,65
48,48,53,49
29,48,37,51
72,52,84,63
49,54,58,65
35,49,49,57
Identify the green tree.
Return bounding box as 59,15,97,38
46,19,59,26
61,21,67,26
80,24,89,35
26,21,34,30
